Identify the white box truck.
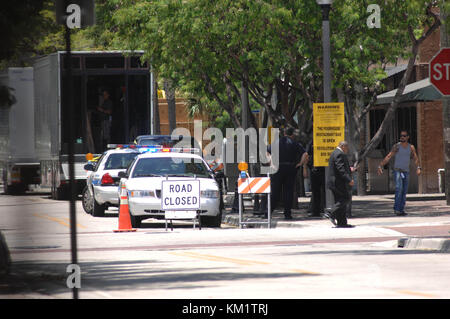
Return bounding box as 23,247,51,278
33,51,151,199
0,68,40,194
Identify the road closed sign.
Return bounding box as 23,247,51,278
161,180,200,211
313,103,345,167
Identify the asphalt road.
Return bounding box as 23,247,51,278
1,191,449,300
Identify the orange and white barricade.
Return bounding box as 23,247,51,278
237,176,271,229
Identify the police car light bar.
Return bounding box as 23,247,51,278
140,147,201,154
168,148,201,154
106,144,200,154
107,144,163,150
107,144,138,149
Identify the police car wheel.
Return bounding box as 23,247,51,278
81,186,93,214
200,211,222,228
92,196,106,217
130,214,142,228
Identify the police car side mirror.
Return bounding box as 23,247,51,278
84,163,95,171
118,171,128,179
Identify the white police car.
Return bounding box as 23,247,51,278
82,147,140,216
118,148,223,228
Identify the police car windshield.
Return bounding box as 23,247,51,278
132,157,211,178
104,153,139,170
138,137,172,146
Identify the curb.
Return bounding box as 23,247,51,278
397,237,450,252
222,213,310,229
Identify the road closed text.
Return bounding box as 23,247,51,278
163,195,198,206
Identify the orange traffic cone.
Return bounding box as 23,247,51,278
113,184,136,232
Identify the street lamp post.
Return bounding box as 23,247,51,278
317,0,332,102
317,0,334,210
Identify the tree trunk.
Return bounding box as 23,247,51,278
357,9,441,165
204,73,240,128
164,79,177,134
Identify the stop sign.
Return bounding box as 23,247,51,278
430,48,450,96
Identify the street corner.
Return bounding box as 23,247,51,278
398,236,450,252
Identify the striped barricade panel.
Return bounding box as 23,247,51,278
238,177,271,194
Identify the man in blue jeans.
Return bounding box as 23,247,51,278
377,130,421,216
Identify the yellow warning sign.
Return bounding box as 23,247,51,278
313,103,345,167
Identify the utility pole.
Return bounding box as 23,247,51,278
317,0,334,209
441,1,450,204
56,0,95,299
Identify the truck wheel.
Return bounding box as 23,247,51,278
4,183,26,195
92,197,106,217
3,183,13,195
53,186,69,200
81,186,93,215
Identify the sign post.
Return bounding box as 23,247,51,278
55,0,95,300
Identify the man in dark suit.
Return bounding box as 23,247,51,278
323,141,355,228
268,127,307,220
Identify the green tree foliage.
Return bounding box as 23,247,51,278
105,0,445,135
0,1,46,63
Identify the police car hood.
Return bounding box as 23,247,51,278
126,176,218,191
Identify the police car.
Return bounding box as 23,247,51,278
82,147,140,216
118,147,223,228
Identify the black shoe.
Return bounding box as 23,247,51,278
284,215,293,220
335,224,355,228
395,211,408,216
323,211,336,226
308,213,321,218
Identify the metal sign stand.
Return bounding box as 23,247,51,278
164,211,201,231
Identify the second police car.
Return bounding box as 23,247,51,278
118,146,223,228
82,146,140,216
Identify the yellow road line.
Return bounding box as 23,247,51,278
396,290,436,298
170,251,320,277
59,217,87,229
32,213,87,229
289,269,321,275
170,251,270,266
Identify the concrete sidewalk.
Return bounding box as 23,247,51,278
223,193,450,227
222,193,450,251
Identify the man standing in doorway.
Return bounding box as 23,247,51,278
377,130,421,216
324,141,354,228
97,89,113,147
